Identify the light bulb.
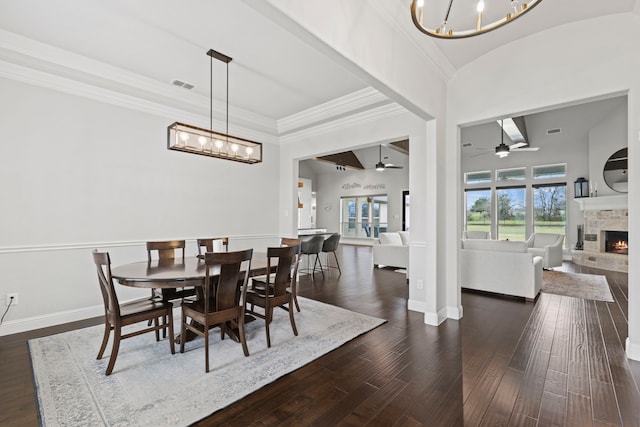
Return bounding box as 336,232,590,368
416,0,424,7
477,0,485,13
245,147,254,157
230,143,239,153
214,139,224,150
198,136,207,149
179,132,189,144
511,0,521,14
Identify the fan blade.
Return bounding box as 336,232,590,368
384,164,404,169
511,147,540,152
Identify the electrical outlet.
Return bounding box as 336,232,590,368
6,293,18,306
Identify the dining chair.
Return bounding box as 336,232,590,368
246,245,299,348
92,250,175,375
321,233,341,274
196,237,229,255
146,240,196,302
299,235,325,277
252,238,302,312
180,248,253,373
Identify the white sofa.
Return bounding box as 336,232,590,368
463,230,491,239
373,231,409,270
525,233,564,269
460,239,543,300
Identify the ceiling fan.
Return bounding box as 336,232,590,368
375,145,404,171
466,117,540,158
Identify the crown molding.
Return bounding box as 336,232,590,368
279,102,407,144
277,87,391,135
0,29,278,138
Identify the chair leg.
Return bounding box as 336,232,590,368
180,311,187,354
293,292,300,312
166,313,175,355
204,324,210,373
265,307,272,348
238,316,249,357
333,251,341,274
97,321,111,360
314,254,324,277
288,297,298,337
105,327,121,376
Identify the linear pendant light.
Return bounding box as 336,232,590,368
167,49,262,164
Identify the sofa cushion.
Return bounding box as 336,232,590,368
379,232,403,246
462,239,528,253
398,231,410,246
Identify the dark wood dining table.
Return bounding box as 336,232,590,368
111,254,270,342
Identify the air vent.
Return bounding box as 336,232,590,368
171,79,196,90
547,128,561,135
462,142,473,148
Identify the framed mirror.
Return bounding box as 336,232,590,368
603,147,628,193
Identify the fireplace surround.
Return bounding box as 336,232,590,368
572,196,628,272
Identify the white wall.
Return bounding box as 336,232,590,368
589,101,629,197
314,167,409,234
448,13,640,360
0,77,280,335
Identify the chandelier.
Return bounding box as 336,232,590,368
410,0,542,39
167,49,262,164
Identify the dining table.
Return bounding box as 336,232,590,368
111,253,270,342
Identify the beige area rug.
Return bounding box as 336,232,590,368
542,270,614,302
29,297,385,426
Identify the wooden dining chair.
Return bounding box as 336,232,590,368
246,245,299,348
180,248,253,373
92,250,175,375
146,240,196,302
196,237,229,256
252,238,302,312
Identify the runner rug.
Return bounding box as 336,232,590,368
29,297,385,426
542,270,614,302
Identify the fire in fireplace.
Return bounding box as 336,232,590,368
605,230,628,255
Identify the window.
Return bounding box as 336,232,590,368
340,195,388,238
465,188,492,235
533,183,567,247
497,186,526,241
465,170,491,184
496,167,526,181
533,164,566,179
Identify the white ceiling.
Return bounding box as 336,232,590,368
0,0,634,135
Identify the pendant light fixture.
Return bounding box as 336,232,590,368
167,49,262,164
410,0,542,39
495,119,510,158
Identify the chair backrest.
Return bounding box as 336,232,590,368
146,240,185,263
203,249,253,314
281,237,300,247
266,245,298,296
92,250,120,322
301,235,324,254
322,233,341,252
197,237,229,255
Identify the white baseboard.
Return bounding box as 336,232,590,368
626,337,640,361
424,308,447,326
447,305,463,319
407,298,425,313
0,304,104,336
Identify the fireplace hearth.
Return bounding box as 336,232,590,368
604,230,628,255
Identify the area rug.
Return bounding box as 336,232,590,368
29,298,385,426
542,270,614,302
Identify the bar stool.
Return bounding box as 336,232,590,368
321,233,341,274
300,235,325,277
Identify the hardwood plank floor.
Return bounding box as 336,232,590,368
0,245,638,426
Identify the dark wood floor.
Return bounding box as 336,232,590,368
1,245,638,426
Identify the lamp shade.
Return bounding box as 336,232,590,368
574,177,589,198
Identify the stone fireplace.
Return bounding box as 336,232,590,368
572,195,628,272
